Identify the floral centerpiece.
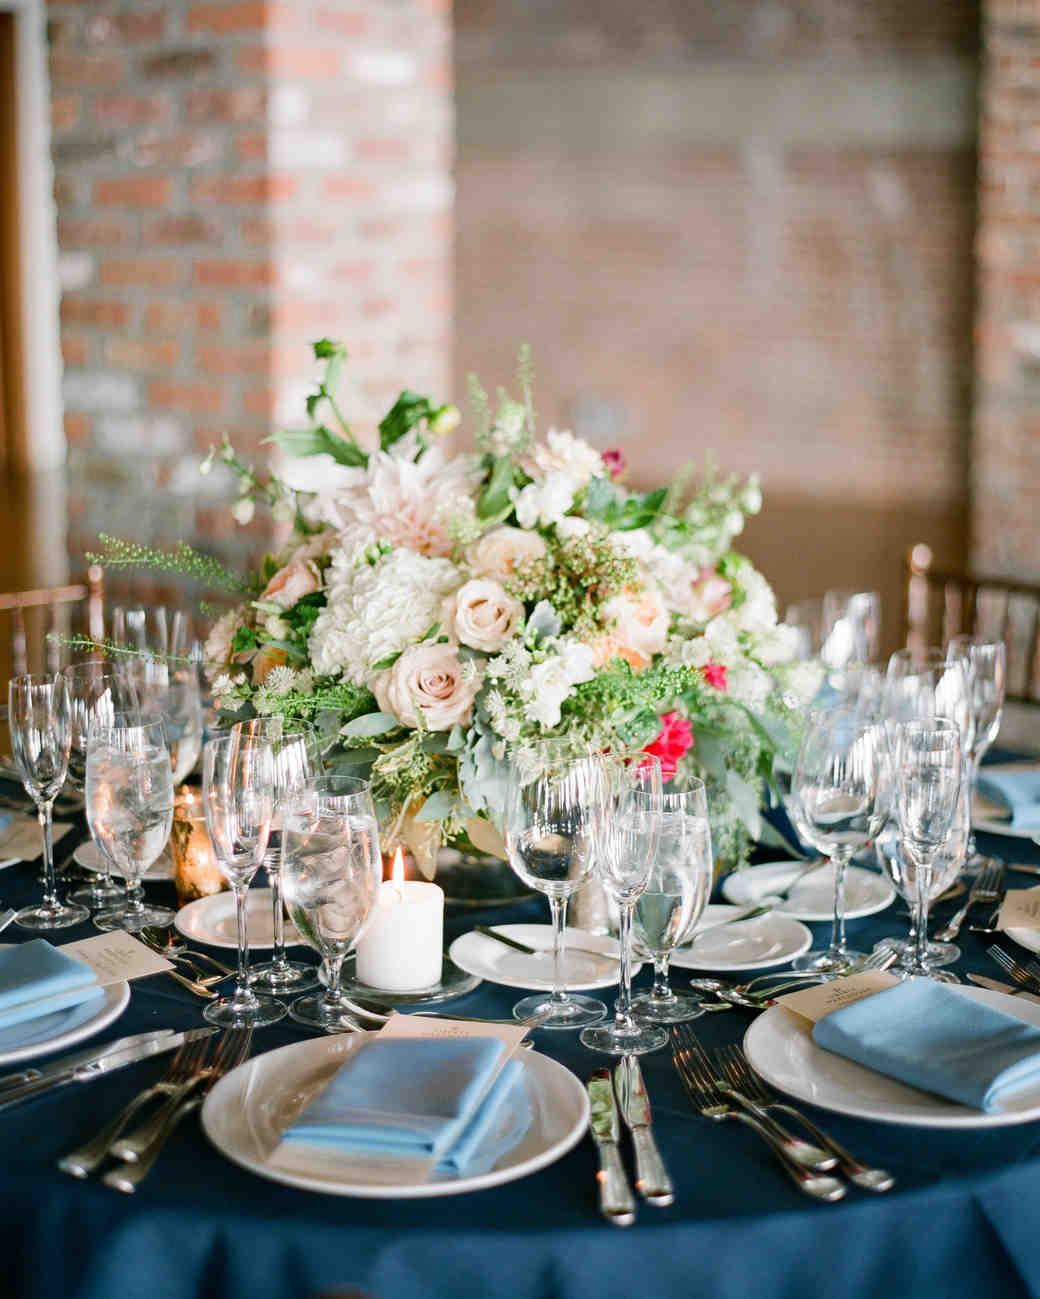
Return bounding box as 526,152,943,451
91,342,806,876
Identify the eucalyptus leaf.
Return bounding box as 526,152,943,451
725,769,762,841
266,424,367,468
340,712,401,739
477,454,515,520
415,789,457,822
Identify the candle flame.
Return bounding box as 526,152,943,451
390,846,406,885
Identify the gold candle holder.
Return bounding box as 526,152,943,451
170,784,226,907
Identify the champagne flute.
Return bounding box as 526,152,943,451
233,717,323,994
789,705,888,975
85,714,175,932
630,774,713,1025
8,673,87,929
946,636,1006,866
581,754,666,1055
201,732,285,1027
893,718,962,982
281,776,382,1031
504,751,608,1029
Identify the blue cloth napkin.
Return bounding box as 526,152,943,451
435,1058,530,1176
976,768,1040,829
0,939,100,1030
812,978,1040,1112
281,1037,528,1171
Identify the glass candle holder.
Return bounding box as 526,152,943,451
170,784,227,907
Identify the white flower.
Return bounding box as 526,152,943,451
528,429,604,488
554,516,591,542
725,660,773,712
668,635,712,669
374,643,481,731
755,622,803,666
612,529,692,597
731,567,778,636
703,614,741,664
488,399,528,455
264,615,291,640
742,474,762,515
309,547,460,687
468,526,548,583
510,473,577,529
231,498,255,526
263,666,297,697
271,498,295,524
203,609,241,671
443,578,524,653
520,639,597,729
294,669,314,695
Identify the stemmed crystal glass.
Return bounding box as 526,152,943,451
789,705,888,975
8,673,87,929
85,714,175,932
201,732,285,1027
630,773,713,1025
281,776,382,1031
64,662,137,909
129,658,204,785
581,754,666,1056
504,750,608,1029
893,718,963,982
232,717,323,994
946,636,1006,866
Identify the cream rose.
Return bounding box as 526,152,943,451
601,584,669,661
684,572,732,624
468,526,548,583
261,558,321,610
374,643,480,731
443,579,524,653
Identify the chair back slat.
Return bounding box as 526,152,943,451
0,572,105,680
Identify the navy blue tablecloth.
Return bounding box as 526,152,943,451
4,812,1040,1299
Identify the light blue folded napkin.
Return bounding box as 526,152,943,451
976,769,1040,829
281,1037,527,1171
812,978,1040,1112
435,1058,530,1176
0,939,100,1030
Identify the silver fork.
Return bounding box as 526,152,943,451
670,1025,845,1202
717,1044,895,1192
138,930,233,983
58,1033,214,1178
935,861,1004,942
103,1027,252,1193
988,945,1040,994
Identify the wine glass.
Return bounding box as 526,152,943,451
789,705,888,974
893,718,963,982
85,714,175,932
784,598,824,660
64,662,137,909
630,774,713,1025
8,673,87,929
821,589,881,672
201,732,285,1027
281,775,382,1031
111,604,194,662
581,754,665,1055
129,658,204,785
503,750,608,1029
946,636,1006,866
232,717,323,994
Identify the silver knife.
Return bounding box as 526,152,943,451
0,1027,215,1109
966,973,1040,1005
587,1069,636,1227
0,1028,178,1096
614,1054,674,1206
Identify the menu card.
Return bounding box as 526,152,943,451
60,930,173,987
998,887,1040,931
776,970,900,1024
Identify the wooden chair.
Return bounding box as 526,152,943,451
903,543,1040,704
0,564,105,677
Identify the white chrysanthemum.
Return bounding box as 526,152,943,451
529,429,604,488
309,547,461,686
510,473,577,529
263,666,297,697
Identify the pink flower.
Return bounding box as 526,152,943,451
601,448,627,482
702,662,727,692
260,558,321,610
643,710,694,780
685,570,732,623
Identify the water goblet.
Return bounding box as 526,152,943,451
280,776,382,1031
946,636,1006,866
85,714,175,932
201,732,285,1027
233,717,323,994
630,774,713,1025
504,750,608,1030
580,753,666,1055
893,718,963,982
8,673,87,929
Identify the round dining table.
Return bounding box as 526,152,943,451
3,806,1040,1299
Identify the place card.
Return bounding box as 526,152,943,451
377,1012,530,1054
0,816,73,861
998,887,1040,931
60,930,173,987
776,970,900,1024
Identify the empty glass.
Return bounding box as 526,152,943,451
8,673,87,929
946,636,1006,865
821,590,881,672
281,776,382,1031
85,714,175,932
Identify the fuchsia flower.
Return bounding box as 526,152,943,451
702,662,728,692
643,710,694,780
601,447,627,482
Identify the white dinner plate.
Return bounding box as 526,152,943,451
745,984,1040,1128
721,860,896,922
973,817,1040,842
201,1032,589,1198
448,924,639,991
668,905,813,972
175,889,304,950
0,980,130,1067
74,840,174,882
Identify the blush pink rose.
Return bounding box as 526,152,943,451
260,558,321,610
374,643,480,731
601,584,669,661
685,571,732,624
443,578,524,653
642,711,694,780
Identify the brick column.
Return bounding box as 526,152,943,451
973,0,1040,580
47,0,453,580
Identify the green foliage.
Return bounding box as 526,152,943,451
584,480,669,532
477,455,515,520
269,424,367,468
85,536,250,593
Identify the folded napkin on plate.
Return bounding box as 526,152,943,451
279,1037,531,1176
0,939,101,1029
975,768,1040,829
812,978,1040,1111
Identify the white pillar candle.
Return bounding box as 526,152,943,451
355,854,445,991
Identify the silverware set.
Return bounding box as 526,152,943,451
987,944,1040,995
935,860,1005,941
587,1054,674,1226
136,928,236,1000
688,946,897,1010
